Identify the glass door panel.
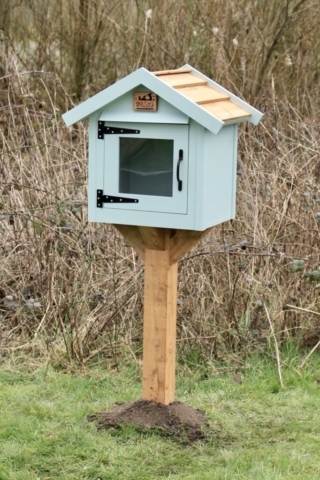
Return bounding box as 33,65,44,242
119,138,173,197
103,122,188,214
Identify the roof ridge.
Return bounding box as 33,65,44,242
153,68,192,76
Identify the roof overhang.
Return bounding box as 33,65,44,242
62,66,263,135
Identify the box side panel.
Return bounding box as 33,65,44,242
192,125,206,231
202,125,237,229
99,86,189,124
231,124,238,218
183,120,199,230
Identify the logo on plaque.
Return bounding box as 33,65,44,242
133,92,158,111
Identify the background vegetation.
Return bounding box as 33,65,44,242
0,0,320,367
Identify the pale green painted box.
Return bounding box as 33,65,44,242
63,65,262,231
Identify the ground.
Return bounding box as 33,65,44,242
88,399,210,443
1,352,320,479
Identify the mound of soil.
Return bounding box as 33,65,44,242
87,399,210,443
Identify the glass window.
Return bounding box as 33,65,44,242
119,138,173,197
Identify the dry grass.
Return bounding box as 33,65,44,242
0,0,320,364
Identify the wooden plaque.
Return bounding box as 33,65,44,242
133,92,158,111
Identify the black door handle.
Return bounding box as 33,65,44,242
176,149,183,192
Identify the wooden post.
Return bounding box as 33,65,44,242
113,225,212,404
142,245,178,404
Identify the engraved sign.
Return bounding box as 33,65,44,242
133,92,158,111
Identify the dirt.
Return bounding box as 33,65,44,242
87,399,211,443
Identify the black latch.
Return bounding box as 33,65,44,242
176,149,183,192
97,190,139,208
98,121,140,139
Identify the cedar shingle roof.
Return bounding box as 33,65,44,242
153,68,251,122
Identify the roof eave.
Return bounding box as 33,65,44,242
62,68,146,127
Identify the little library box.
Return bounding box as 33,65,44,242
63,66,262,405
62,66,263,231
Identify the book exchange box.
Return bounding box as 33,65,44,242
63,66,262,231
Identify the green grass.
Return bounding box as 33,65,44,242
1,353,320,479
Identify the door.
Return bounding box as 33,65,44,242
102,122,189,214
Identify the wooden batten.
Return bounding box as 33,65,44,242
201,100,251,121
175,84,229,105
158,73,207,89
153,68,192,76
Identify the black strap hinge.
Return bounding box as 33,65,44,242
97,190,139,207
98,121,140,139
